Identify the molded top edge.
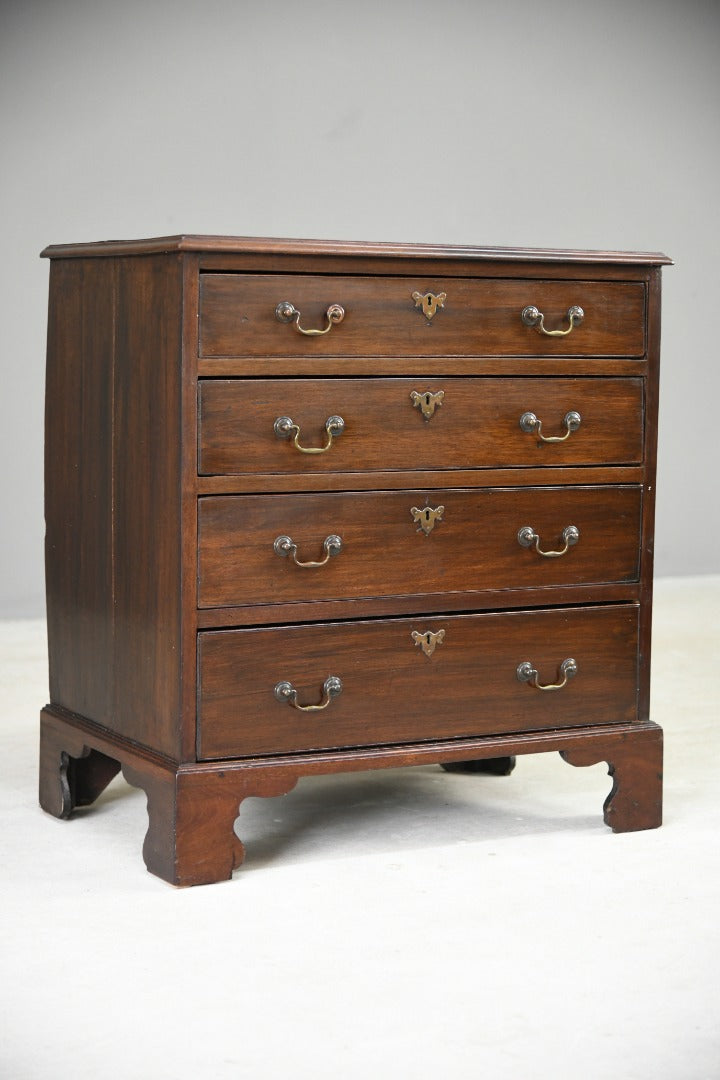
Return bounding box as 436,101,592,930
40,234,673,264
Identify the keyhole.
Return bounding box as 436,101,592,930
424,394,431,407
424,509,431,522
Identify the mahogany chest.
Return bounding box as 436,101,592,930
39,236,670,885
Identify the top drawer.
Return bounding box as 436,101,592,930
199,274,646,359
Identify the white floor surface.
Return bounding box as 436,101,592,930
1,576,719,1079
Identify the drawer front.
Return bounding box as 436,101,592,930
199,275,645,358
198,605,640,758
198,485,641,609
198,377,644,475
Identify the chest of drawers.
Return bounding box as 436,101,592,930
39,236,670,886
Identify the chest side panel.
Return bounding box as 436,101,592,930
45,258,115,725
44,254,186,758
112,254,185,757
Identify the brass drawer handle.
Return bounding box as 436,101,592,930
517,524,580,558
275,300,345,336
520,410,581,443
274,675,343,711
274,414,345,454
517,658,577,691
521,304,584,336
274,533,343,567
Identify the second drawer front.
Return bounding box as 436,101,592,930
198,604,640,759
198,377,644,475
198,485,641,608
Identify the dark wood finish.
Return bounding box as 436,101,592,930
197,605,639,759
561,722,663,831
39,705,661,884
40,236,667,884
41,235,672,265
198,356,651,379
44,259,115,727
197,465,644,495
112,255,185,757
120,761,298,887
198,377,644,476
441,757,516,775
44,255,186,758
198,485,642,609
179,256,202,761
200,275,645,358
194,581,642,628
638,268,663,724
39,707,120,819
67,750,121,809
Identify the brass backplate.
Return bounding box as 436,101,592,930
410,390,445,420
411,504,445,535
411,629,446,658
412,291,447,320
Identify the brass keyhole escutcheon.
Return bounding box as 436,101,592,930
410,504,445,535
411,390,445,420
412,291,447,321
411,629,446,658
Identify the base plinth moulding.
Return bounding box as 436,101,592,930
39,706,663,887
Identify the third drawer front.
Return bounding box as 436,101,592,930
198,485,641,608
198,377,644,475
197,604,640,759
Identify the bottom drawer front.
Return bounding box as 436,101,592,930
198,605,639,759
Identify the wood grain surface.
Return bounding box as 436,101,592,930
44,255,185,758
41,235,672,265
199,376,644,475
199,274,646,357
198,485,642,608
198,604,640,758
41,238,666,882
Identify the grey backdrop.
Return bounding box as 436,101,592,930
2,0,718,616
